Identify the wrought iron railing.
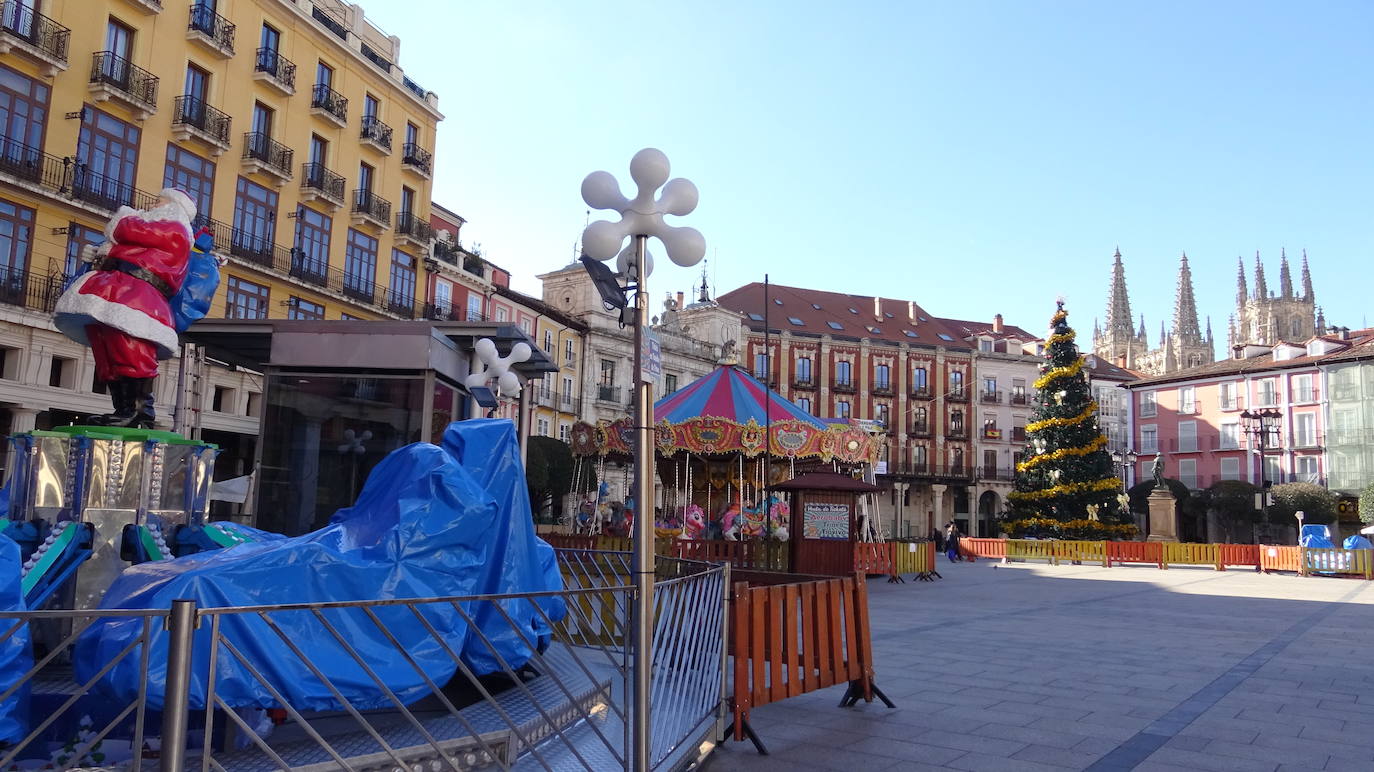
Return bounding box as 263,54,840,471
360,115,393,150
342,272,376,303
71,163,159,212
89,51,159,109
385,287,415,315
301,161,344,201
401,141,432,174
396,210,434,241
910,386,932,399
172,95,231,143
0,267,65,312
310,82,348,121
310,3,348,39
361,42,392,72
403,76,428,100
254,46,296,89
187,1,235,52
0,0,70,64
352,188,391,223
242,131,293,175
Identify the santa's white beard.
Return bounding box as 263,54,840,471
135,202,194,227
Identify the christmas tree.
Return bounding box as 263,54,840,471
1008,301,1124,521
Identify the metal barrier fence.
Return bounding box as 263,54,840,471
543,536,936,580
0,549,727,771
982,539,1366,578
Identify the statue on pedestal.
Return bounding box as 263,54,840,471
52,188,219,429
1152,452,1166,491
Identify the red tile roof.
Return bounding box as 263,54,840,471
939,317,1040,342
1126,330,1374,388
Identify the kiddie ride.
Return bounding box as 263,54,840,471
3,426,259,612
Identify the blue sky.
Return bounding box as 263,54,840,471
362,0,1372,342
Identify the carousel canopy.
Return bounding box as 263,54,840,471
569,366,879,464
770,471,881,493
654,366,828,428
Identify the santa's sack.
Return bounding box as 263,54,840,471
170,231,221,333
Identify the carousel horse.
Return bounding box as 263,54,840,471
720,503,742,541
767,495,791,541
681,505,706,540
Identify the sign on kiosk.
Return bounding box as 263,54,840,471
803,502,850,540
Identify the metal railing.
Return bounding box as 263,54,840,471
0,137,56,186
361,43,393,72
343,273,376,303
980,390,1002,404
361,115,393,150
352,188,392,224
71,163,159,212
173,95,231,144
396,211,434,241
188,1,235,52
947,387,968,402
832,380,855,393
910,386,932,399
0,268,66,312
301,161,345,202
907,422,930,437
402,142,433,175
0,549,726,771
254,47,296,89
311,4,348,40
311,82,348,121
597,385,621,403
243,132,293,176
90,51,159,109
0,0,70,64
1010,392,1028,405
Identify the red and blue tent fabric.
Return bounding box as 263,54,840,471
568,366,877,463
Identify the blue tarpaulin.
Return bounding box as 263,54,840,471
0,533,30,743
75,419,565,711
1344,535,1373,550
1299,524,1334,549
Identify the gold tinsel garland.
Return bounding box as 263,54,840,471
1007,477,1121,502
1016,434,1107,473
1052,309,1068,324
1025,401,1099,432
1045,329,1076,346
1034,356,1084,390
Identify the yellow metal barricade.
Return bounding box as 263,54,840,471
1161,542,1220,569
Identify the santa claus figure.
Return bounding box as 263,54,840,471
53,188,197,428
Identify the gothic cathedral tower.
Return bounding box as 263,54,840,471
1229,250,1319,348
1094,250,1215,376
1092,248,1147,369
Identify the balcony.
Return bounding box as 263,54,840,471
309,83,348,128
1293,389,1318,405
253,47,296,96
982,427,1002,440
310,4,348,40
383,288,416,317
401,142,433,178
947,425,968,440
360,116,393,154
1009,391,1028,406
228,227,291,271
904,463,974,481
242,132,293,185
0,0,70,75
342,274,375,304
171,96,231,154
422,302,457,322
120,0,162,13
535,386,555,408
70,164,158,213
89,52,159,119
907,423,931,438
872,382,893,396
186,2,234,58
947,387,968,402
0,268,65,313
300,162,345,209
350,189,391,230
395,211,434,249
978,466,1017,482
910,386,932,400
288,249,328,288
1012,427,1026,443
361,43,393,73
792,377,816,390
833,379,856,394
597,385,621,403
980,390,1002,404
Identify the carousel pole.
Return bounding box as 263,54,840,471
630,234,654,772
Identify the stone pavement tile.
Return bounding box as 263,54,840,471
1235,708,1339,729
977,721,1091,750
1134,763,1204,772
1253,731,1374,763
1296,723,1374,749
842,735,968,765
935,705,1038,728
881,708,994,734
908,688,1005,709
1011,742,1103,768
764,740,909,771
1029,717,1140,741
1077,710,1152,731
945,751,1071,771
1144,747,1280,772
1164,734,1211,752
916,730,1028,757
1073,736,1121,756
1324,758,1374,772
991,699,1091,722
1204,738,1332,769
706,744,843,771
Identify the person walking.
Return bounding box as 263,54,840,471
944,522,962,563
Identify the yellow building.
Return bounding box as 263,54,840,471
0,0,441,472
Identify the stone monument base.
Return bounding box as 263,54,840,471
1145,488,1179,543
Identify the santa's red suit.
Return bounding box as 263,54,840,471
53,190,194,427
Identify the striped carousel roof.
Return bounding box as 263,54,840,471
654,366,827,429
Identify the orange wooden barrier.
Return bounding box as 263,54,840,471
1260,545,1302,573
1107,541,1164,568
853,542,895,575
729,573,891,752
960,538,1006,560
1218,544,1261,570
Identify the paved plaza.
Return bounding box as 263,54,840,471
706,559,1374,772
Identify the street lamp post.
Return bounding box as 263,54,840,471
1111,449,1139,489
1240,407,1283,530
581,149,705,770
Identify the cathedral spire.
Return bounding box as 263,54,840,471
1138,314,1147,345
1236,256,1247,308
1279,248,1293,299
1300,249,1313,301
1173,252,1202,344
1205,316,1214,345
1253,251,1268,299
1316,306,1326,334
1104,248,1133,339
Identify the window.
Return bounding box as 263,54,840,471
231,176,278,259
1290,318,1302,340
796,397,810,414
664,373,677,394
1140,391,1157,417
400,186,415,217
76,107,141,207
212,385,235,413
875,364,890,390
904,330,918,338
982,414,998,437
1220,457,1241,481
543,329,553,352
564,338,574,365
796,357,812,383
316,61,333,89
225,275,269,319
466,293,482,321
246,391,262,418
1220,422,1239,450
388,249,415,310
1294,413,1316,447
292,206,331,282
912,406,928,431
251,101,273,138
911,445,928,468
1140,425,1158,453
63,223,102,279
47,355,74,389
787,316,804,326
1257,379,1277,407
979,339,992,353
1263,456,1282,485
260,22,280,53
950,409,964,433
835,360,852,386
536,418,550,437
912,366,928,392
0,61,52,163
952,447,965,469
1219,382,1237,410
1178,459,1198,490
0,198,35,288
1179,386,1196,414
495,306,508,322
558,423,571,443
1293,374,1314,403
520,318,531,335
343,228,378,299
1011,378,1026,403
875,404,890,429
599,359,614,386
837,400,851,419
106,18,133,60
288,297,324,320
983,449,998,473
1294,455,1319,482
363,94,379,119
747,313,763,322
358,162,374,193
163,144,215,224
983,376,997,395
938,333,955,342
949,370,964,394
1178,421,1197,452
183,63,208,104
754,352,769,380
826,321,843,330
309,134,327,166
405,122,418,147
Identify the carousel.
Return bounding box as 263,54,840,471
567,365,880,540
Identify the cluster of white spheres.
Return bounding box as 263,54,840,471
466,338,532,398
580,148,705,278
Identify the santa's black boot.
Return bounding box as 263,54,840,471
86,380,133,426
100,379,155,429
